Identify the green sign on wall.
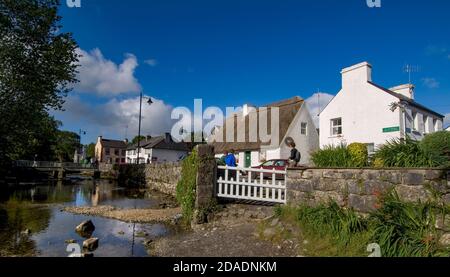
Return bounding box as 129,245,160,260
383,126,400,133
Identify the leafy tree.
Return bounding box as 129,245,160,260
53,130,80,162
85,143,96,159
0,0,79,170
131,136,146,145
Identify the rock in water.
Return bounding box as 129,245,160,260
83,238,99,252
76,220,95,237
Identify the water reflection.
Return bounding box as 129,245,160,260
0,179,174,257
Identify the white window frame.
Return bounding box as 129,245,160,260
330,118,342,136
300,122,308,135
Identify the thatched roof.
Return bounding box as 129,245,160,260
209,96,304,154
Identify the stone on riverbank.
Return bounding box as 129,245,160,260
83,238,99,252
76,220,95,237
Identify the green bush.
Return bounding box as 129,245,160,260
374,138,439,168
297,202,368,246
369,191,445,257
279,190,450,257
420,131,450,167
348,143,369,167
176,150,198,224
311,144,353,168
312,144,369,168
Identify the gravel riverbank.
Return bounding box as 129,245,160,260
63,206,182,223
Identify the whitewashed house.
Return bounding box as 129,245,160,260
319,62,445,151
446,126,450,132
209,97,319,167
126,133,189,164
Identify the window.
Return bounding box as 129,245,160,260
122,150,126,156
423,115,429,134
121,158,125,164
366,143,375,155
105,148,110,155
115,158,120,164
412,111,418,131
275,160,286,167
300,122,308,135
330,118,342,136
262,161,275,167
114,149,119,156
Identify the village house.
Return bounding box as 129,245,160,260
209,96,320,167
446,126,450,132
95,136,128,164
319,62,445,152
126,133,189,164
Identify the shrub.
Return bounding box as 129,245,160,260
311,144,353,168
312,144,369,168
176,150,198,224
369,191,445,257
348,143,369,167
277,191,450,257
373,138,437,168
420,131,450,167
297,202,368,246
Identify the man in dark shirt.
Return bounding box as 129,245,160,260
288,142,301,168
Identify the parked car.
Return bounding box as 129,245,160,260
240,159,288,180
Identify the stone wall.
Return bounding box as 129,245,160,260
144,163,182,197
287,168,449,213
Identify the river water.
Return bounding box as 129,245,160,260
0,178,175,257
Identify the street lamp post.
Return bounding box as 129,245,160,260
136,92,153,165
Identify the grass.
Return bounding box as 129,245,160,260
271,191,450,257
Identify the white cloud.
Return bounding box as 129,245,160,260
306,92,335,128
421,77,440,89
58,95,174,141
144,59,158,67
74,48,141,96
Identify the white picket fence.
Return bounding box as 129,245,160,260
217,166,287,204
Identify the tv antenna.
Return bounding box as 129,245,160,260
403,64,420,85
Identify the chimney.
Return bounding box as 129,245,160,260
124,138,129,144
97,136,103,144
165,133,172,143
146,135,152,142
389,84,415,100
341,62,373,88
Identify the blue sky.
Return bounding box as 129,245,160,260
55,0,450,144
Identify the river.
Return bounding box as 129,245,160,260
0,177,176,257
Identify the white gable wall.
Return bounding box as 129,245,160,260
281,103,320,165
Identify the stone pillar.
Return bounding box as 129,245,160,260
193,144,217,224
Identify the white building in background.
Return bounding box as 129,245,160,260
446,126,450,132
209,96,320,167
319,62,445,151
126,133,189,164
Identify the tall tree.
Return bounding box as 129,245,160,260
53,130,80,162
85,143,96,159
0,0,79,169
131,136,146,145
